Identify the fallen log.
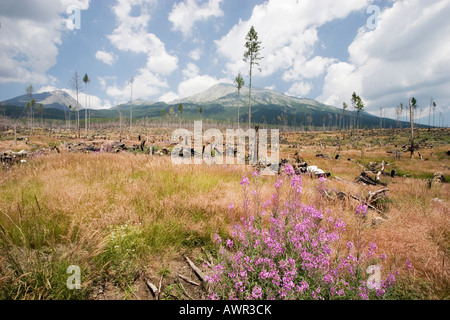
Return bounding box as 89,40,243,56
177,273,200,286
184,255,205,282
375,161,386,182
144,277,159,298
330,187,390,219
356,171,387,186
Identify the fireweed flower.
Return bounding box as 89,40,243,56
291,175,302,193
213,234,222,244
274,179,283,189
252,285,263,299
285,164,295,176
404,260,413,271
346,241,354,250
240,176,250,186
367,242,378,258
229,203,235,210
356,204,368,216
207,172,397,300
252,171,260,177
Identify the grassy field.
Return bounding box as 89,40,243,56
0,126,448,300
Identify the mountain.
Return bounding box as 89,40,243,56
172,83,334,112
113,99,154,110
167,83,353,125
0,84,421,128
1,90,78,111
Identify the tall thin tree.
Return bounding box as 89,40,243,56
351,92,364,129
234,73,245,128
342,102,348,130
83,73,90,138
70,71,82,138
243,26,263,129
25,85,34,132
409,97,417,158
30,98,36,134
38,103,44,130
130,75,134,135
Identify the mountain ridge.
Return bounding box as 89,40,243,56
0,84,421,129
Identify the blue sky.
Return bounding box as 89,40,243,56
0,0,449,126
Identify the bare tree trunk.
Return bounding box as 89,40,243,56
410,100,414,158
248,61,252,129
85,92,88,138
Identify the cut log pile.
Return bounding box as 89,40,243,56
355,161,388,186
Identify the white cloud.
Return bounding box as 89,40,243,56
318,0,450,119
283,56,336,82
169,0,224,37
286,82,313,97
215,0,370,81
178,74,222,98
159,91,179,103
97,76,117,90
105,0,178,103
317,62,361,107
106,69,169,105
95,51,117,65
0,0,90,84
182,63,200,79
189,48,203,61
158,63,231,101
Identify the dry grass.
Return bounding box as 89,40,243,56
0,127,449,299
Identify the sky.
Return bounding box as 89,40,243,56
0,0,449,126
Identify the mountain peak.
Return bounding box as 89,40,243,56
171,83,324,111
172,83,238,104
1,90,78,111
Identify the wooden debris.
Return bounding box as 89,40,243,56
328,188,390,219
201,258,212,268
367,188,389,204
158,275,163,300
375,161,386,182
144,277,159,298
356,171,378,186
177,273,200,286
178,281,193,300
202,247,214,265
334,176,358,186
184,255,205,282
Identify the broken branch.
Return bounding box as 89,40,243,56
177,273,200,286
184,255,205,282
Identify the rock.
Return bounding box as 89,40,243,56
432,173,446,184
